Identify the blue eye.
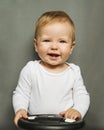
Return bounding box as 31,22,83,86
43,40,50,42
60,40,66,43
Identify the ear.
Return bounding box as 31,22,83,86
33,39,38,52
70,41,76,54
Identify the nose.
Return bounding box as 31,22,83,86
51,42,58,50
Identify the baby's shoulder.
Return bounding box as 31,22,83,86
68,63,81,73
25,60,39,68
21,60,39,72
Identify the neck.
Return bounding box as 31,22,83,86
39,61,69,73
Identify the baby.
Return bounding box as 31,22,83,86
12,11,90,126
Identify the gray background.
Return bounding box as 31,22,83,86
0,0,104,130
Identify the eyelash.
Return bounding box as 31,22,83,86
43,40,50,42
42,40,67,43
60,40,67,43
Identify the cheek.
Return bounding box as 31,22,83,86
64,50,71,57
37,45,48,55
61,46,72,54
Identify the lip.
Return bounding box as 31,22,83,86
47,53,60,59
48,53,60,57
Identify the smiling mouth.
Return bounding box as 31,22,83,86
48,53,60,58
48,53,60,57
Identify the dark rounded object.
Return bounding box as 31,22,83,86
18,114,85,130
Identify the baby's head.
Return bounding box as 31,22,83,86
34,11,75,42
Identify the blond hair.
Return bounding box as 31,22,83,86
34,11,75,42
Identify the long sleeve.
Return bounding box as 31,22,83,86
72,65,90,118
12,63,32,113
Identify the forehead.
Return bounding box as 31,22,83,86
39,22,73,35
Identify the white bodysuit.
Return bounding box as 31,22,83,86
13,60,90,118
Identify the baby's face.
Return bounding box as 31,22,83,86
34,22,75,69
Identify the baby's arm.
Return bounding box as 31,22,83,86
71,65,90,118
60,108,81,120
14,109,28,126
13,62,32,126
